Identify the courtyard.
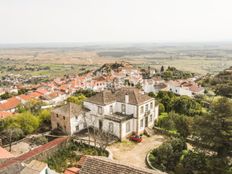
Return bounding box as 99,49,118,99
108,134,166,168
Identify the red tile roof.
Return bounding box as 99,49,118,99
18,94,33,101
36,89,49,95
0,137,68,170
28,92,42,98
64,167,80,174
0,97,21,111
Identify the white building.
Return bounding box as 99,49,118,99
51,88,159,140
84,88,159,140
167,80,204,97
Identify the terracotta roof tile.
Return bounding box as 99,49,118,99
0,97,21,111
86,88,152,106
78,156,165,174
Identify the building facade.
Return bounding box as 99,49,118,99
51,88,159,140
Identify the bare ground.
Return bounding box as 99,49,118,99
108,134,166,168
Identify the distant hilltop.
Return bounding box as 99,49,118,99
93,61,133,76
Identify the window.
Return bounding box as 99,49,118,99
140,106,144,114
149,115,153,122
145,104,148,112
110,105,113,114
150,102,153,109
56,114,59,118
140,119,144,128
98,106,103,115
121,104,126,113
75,116,78,120
63,116,65,120
126,121,130,133
109,122,114,133
76,125,79,131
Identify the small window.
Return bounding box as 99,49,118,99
150,102,153,109
126,121,130,133
149,115,153,122
121,104,126,113
76,125,79,131
56,114,58,118
110,105,113,114
140,119,144,128
98,106,103,115
140,106,144,114
109,122,114,133
145,104,148,112
63,116,65,120
75,116,78,120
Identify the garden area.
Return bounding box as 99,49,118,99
45,141,108,173
147,91,232,174
0,100,51,148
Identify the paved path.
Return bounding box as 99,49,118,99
108,134,165,168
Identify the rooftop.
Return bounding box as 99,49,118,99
85,87,152,106
20,160,47,174
52,102,84,118
78,155,166,174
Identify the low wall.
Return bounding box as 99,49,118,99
0,137,69,174
146,150,167,174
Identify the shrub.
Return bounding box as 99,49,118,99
149,138,187,172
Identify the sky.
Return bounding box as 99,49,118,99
0,0,232,44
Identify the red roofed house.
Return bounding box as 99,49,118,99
0,97,21,112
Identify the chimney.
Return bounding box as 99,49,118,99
125,93,129,104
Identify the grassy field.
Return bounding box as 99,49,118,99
0,44,232,77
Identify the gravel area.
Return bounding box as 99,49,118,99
108,134,166,168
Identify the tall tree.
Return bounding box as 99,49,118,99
2,127,24,151
193,97,232,157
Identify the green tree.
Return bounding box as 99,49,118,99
180,151,207,174
159,103,165,114
157,112,175,131
193,97,232,158
38,109,51,124
15,112,40,134
173,96,202,116
67,95,86,105
149,138,187,172
2,127,24,151
172,113,191,138
156,91,176,112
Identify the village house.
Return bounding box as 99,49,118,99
142,78,167,93
51,103,87,135
167,80,204,97
0,97,21,113
51,88,159,140
41,91,68,106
